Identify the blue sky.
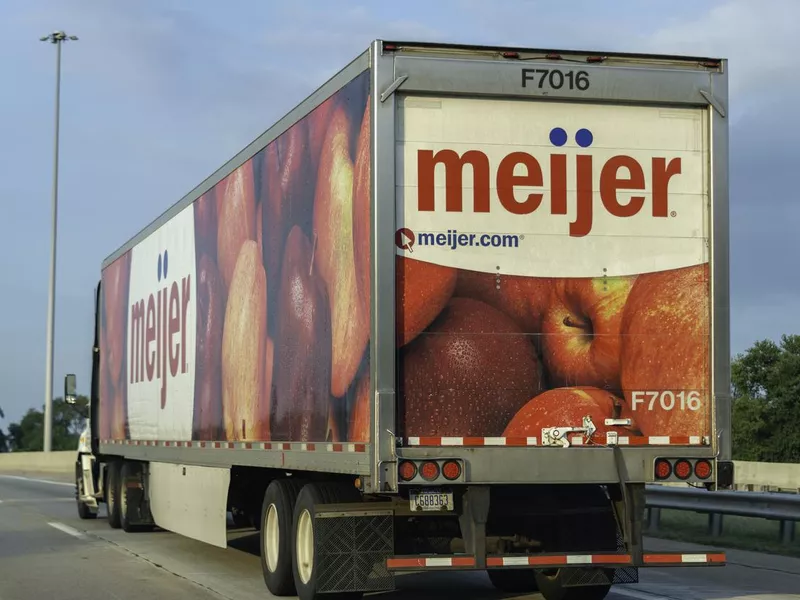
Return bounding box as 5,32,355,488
1,0,798,425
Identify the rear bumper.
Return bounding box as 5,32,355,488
386,551,726,571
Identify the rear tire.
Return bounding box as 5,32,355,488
120,461,154,533
487,568,538,592
106,462,122,529
291,482,363,600
260,478,306,597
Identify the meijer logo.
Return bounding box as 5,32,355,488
417,127,682,237
129,249,192,409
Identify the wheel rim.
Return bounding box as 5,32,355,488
264,503,280,573
296,509,314,584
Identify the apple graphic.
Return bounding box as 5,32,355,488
99,361,113,440
620,264,710,437
397,256,458,347
193,253,226,440
217,160,256,293
454,270,556,338
307,95,337,173
503,387,636,442
312,103,369,398
260,336,274,441
401,297,544,437
277,120,314,233
326,400,342,443
541,276,635,392
102,250,131,390
194,190,218,262
260,142,283,332
272,226,331,442
221,240,267,440
352,96,371,318
348,371,370,443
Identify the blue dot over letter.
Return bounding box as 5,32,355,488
163,250,169,279
549,127,567,147
576,128,594,148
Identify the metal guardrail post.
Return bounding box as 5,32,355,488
779,521,795,544
708,513,724,537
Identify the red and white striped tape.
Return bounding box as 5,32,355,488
387,552,725,570
101,439,367,453
405,435,709,447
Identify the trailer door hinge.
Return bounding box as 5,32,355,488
541,416,597,448
381,75,408,102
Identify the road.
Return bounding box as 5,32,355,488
1,473,799,600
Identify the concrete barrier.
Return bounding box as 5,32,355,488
733,460,800,493
0,450,74,476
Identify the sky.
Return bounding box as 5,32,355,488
1,0,798,426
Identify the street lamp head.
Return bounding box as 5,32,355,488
39,31,78,43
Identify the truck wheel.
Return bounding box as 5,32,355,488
260,478,306,596
533,570,611,600
120,461,154,533
75,461,97,520
106,462,122,529
291,482,363,600
487,569,538,592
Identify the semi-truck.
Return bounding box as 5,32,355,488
67,40,734,600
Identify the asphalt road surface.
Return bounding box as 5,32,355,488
1,472,799,600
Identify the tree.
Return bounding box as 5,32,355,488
730,335,800,463
0,405,7,452
6,395,89,452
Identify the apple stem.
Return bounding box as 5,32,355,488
309,231,318,277
563,316,582,329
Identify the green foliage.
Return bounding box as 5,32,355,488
731,335,800,463
4,395,89,452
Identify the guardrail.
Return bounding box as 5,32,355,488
645,484,800,544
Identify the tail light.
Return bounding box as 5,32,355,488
420,461,440,481
673,459,693,480
654,459,672,480
694,459,713,480
442,460,462,481
398,461,417,481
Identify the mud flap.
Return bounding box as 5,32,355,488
121,462,155,528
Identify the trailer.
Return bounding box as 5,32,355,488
68,40,734,600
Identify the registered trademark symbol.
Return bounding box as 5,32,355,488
519,234,525,240
670,211,677,217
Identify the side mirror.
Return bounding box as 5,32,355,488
65,373,77,404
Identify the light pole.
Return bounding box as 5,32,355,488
40,30,77,452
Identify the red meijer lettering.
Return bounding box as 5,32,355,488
417,149,682,237
130,275,191,408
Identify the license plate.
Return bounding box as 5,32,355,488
409,489,454,512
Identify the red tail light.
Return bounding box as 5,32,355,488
442,460,462,481
674,459,692,480
420,461,440,481
654,459,672,480
694,459,712,480
399,461,417,481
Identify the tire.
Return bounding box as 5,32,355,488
260,478,306,596
106,461,122,529
120,461,154,533
75,461,97,520
291,482,363,600
487,569,538,593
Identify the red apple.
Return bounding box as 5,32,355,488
455,270,556,336
307,95,337,173
402,297,544,437
272,226,332,441
103,250,131,389
503,387,635,443
260,336,274,441
348,371,370,443
261,142,283,326
194,190,218,262
217,161,256,292
620,264,710,437
352,96,371,319
313,104,369,398
397,256,458,347
541,276,635,391
193,253,226,440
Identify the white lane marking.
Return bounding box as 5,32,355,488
613,588,678,600
48,521,87,539
0,475,73,487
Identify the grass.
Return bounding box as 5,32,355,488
645,508,800,558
